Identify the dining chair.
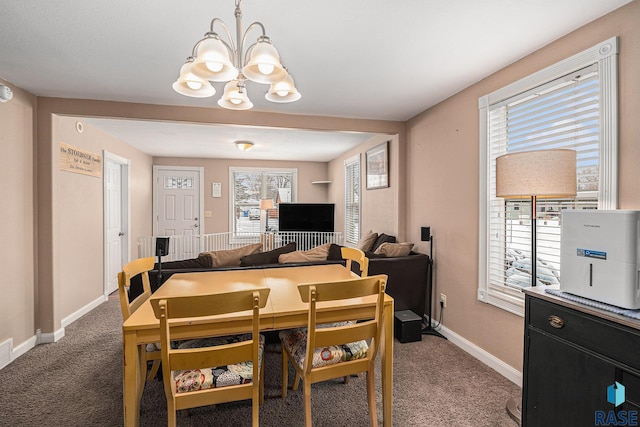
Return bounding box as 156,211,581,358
280,275,387,426
117,256,161,382
152,288,271,427
341,246,369,277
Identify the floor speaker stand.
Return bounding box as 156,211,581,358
421,233,446,339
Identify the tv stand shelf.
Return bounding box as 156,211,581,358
522,287,640,426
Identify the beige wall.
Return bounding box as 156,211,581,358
405,0,640,371
33,98,403,335
0,79,36,347
52,116,153,321
328,133,405,242
152,157,329,234
3,2,638,379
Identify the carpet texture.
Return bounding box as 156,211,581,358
0,299,521,426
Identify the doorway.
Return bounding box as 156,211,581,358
103,151,130,297
153,166,204,259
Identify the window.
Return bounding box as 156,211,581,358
229,167,297,235
344,154,361,245
478,38,618,316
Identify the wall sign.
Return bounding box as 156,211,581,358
212,182,222,198
59,142,102,178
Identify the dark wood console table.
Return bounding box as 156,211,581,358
522,287,640,426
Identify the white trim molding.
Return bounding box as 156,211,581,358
477,37,619,316
435,324,522,386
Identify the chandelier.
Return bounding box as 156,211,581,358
172,0,301,110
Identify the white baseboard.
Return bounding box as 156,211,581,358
434,323,522,387
1,295,108,370
12,335,37,361
0,335,38,371
37,328,65,344
61,295,106,328
37,295,107,345
0,339,11,370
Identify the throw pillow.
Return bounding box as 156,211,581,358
156,254,213,270
374,242,414,257
357,230,378,252
278,243,331,264
240,242,297,266
371,233,397,252
327,243,344,261
199,242,263,267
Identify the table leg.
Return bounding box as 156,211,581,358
123,330,141,427
381,302,394,427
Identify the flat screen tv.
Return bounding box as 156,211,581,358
278,203,335,232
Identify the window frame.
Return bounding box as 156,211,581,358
477,37,619,316
344,154,361,246
228,166,298,238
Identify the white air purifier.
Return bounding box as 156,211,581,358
560,210,640,309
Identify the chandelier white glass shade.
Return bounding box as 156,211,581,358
172,0,301,110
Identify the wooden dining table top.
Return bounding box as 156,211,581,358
123,264,389,334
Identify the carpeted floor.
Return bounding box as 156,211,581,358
0,299,521,426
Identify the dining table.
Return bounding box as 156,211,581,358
122,263,394,426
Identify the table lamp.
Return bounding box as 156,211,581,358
496,148,576,423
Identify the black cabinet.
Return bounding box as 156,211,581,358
522,291,640,427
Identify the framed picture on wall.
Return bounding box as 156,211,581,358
366,141,389,189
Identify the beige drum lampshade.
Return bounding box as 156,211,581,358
260,199,274,210
496,149,577,198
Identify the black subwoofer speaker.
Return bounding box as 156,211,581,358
155,237,170,257
394,310,422,343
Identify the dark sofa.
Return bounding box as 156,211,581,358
129,244,430,319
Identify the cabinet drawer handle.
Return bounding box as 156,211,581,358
548,315,565,329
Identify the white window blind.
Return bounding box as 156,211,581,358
478,38,619,316
488,65,600,292
345,155,360,245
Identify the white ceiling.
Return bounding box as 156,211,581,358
0,0,632,161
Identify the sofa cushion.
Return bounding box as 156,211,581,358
357,230,378,252
156,254,213,270
279,324,368,369
240,242,297,266
327,243,344,261
374,242,414,257
278,243,331,264
371,233,396,252
173,333,265,392
199,243,263,267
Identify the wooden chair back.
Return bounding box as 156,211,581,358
117,256,155,320
298,274,386,382
341,247,369,277
153,288,270,427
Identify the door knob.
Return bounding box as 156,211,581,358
194,224,199,228
118,232,125,236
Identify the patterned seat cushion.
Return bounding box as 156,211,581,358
171,333,265,393
279,322,369,369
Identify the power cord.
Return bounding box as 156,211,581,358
422,300,445,330
432,300,444,329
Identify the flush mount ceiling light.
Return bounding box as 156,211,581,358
172,0,301,110
235,140,254,151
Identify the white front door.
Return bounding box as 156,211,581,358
154,166,203,259
104,154,129,296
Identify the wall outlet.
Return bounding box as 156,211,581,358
440,293,447,308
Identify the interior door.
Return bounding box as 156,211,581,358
154,167,203,259
105,158,125,295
